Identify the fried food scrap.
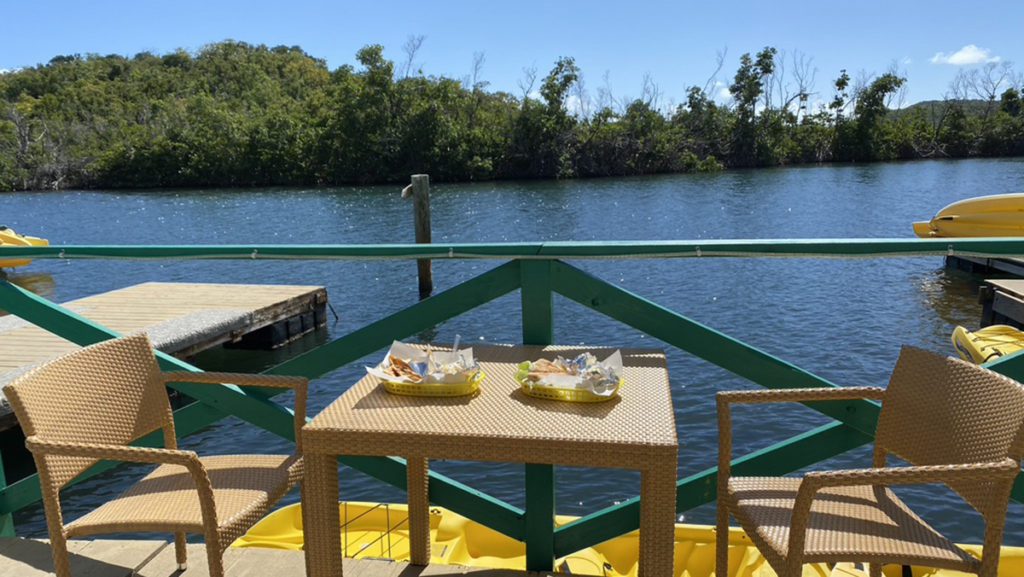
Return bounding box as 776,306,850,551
386,355,422,383
525,358,569,382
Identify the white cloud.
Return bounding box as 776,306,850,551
902,57,913,65
0,68,9,75
714,81,732,103
566,94,586,117
930,44,1002,65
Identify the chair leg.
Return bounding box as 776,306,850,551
48,530,72,577
174,532,188,570
205,546,225,577
204,532,225,577
869,563,883,577
716,505,729,577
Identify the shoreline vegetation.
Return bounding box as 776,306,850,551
1,41,1022,192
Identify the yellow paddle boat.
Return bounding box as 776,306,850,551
233,502,1024,577
914,193,1024,238
0,226,48,268
952,324,1024,364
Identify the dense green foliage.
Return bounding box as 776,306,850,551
1,41,1022,191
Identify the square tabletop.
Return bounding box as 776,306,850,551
303,344,678,469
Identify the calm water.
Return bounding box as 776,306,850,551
3,158,1024,544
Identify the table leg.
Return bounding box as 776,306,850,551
303,453,342,577
406,456,431,565
639,462,677,577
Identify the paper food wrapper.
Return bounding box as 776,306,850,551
366,340,478,384
526,350,622,396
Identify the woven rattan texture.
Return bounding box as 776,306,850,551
302,344,679,577
726,477,978,570
66,454,301,540
716,345,1024,577
3,335,307,577
876,346,1024,513
304,345,677,468
5,334,173,488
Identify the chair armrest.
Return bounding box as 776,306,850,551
25,436,221,532
25,436,202,468
162,371,307,389
161,371,308,451
716,387,885,486
717,387,886,405
801,458,1021,490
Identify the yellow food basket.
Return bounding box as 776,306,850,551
514,362,621,403
381,371,484,397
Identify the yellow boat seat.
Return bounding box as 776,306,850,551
952,324,1024,364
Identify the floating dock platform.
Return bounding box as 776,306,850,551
981,279,1024,328
947,255,1024,277
0,282,328,431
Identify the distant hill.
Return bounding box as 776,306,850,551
891,99,997,125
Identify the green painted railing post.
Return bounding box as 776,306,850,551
0,452,14,537
520,259,554,345
520,259,556,570
525,463,556,570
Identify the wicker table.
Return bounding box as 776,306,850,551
301,345,678,577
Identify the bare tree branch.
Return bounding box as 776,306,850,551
518,64,538,101
470,51,487,91
640,72,662,110
596,70,614,111
702,47,728,96
572,71,591,119
400,34,426,79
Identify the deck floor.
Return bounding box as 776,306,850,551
0,539,550,577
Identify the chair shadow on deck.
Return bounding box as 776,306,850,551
0,538,169,577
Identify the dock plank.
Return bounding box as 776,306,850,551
135,543,243,577
0,539,165,577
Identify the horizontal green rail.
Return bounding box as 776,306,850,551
3,238,1024,260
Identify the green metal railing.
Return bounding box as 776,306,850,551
2,239,1024,571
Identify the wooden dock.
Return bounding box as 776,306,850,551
981,279,1024,328
0,282,328,430
0,538,551,577
947,255,1024,277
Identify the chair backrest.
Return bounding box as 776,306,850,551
4,334,174,489
876,345,1024,514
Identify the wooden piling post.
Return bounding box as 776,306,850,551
403,174,433,297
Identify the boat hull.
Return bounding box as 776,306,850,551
914,193,1024,238
233,502,1024,577
0,227,48,268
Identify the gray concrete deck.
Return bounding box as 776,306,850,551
0,538,554,577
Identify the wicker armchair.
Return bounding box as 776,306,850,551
716,345,1024,577
4,334,307,577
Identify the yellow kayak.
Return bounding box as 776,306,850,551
952,325,1024,364
233,502,1024,577
914,193,1024,238
0,226,48,268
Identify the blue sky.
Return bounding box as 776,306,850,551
3,1,1021,108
